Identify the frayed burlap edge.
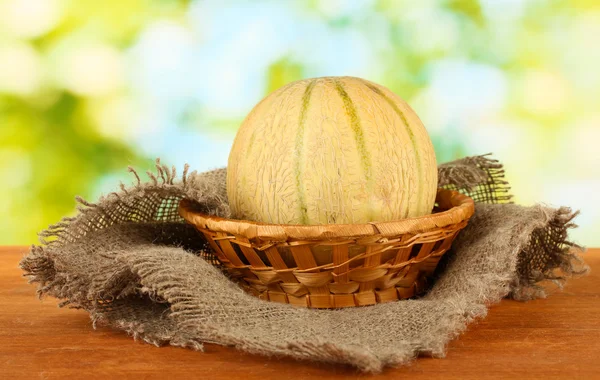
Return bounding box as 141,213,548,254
511,208,589,300
438,153,513,204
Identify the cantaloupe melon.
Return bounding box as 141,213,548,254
227,76,437,225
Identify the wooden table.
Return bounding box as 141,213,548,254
1,246,598,379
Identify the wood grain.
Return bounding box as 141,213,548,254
1,246,599,379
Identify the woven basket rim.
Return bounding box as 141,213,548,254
179,188,474,242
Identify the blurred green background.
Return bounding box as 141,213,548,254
1,0,598,246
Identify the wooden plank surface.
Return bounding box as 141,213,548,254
1,245,598,379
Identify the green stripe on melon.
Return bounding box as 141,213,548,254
227,76,438,225
294,79,316,224
359,79,424,217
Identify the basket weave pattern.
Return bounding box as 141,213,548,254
179,189,474,308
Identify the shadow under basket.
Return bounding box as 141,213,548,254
179,189,475,309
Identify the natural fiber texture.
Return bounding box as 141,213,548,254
20,154,587,373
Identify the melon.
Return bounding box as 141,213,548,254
227,76,438,225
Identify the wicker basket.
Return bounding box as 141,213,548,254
179,188,474,308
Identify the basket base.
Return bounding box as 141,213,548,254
244,278,427,308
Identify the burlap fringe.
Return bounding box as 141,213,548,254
438,153,513,204
512,208,589,300
21,159,227,301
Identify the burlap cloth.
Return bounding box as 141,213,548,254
20,155,588,373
